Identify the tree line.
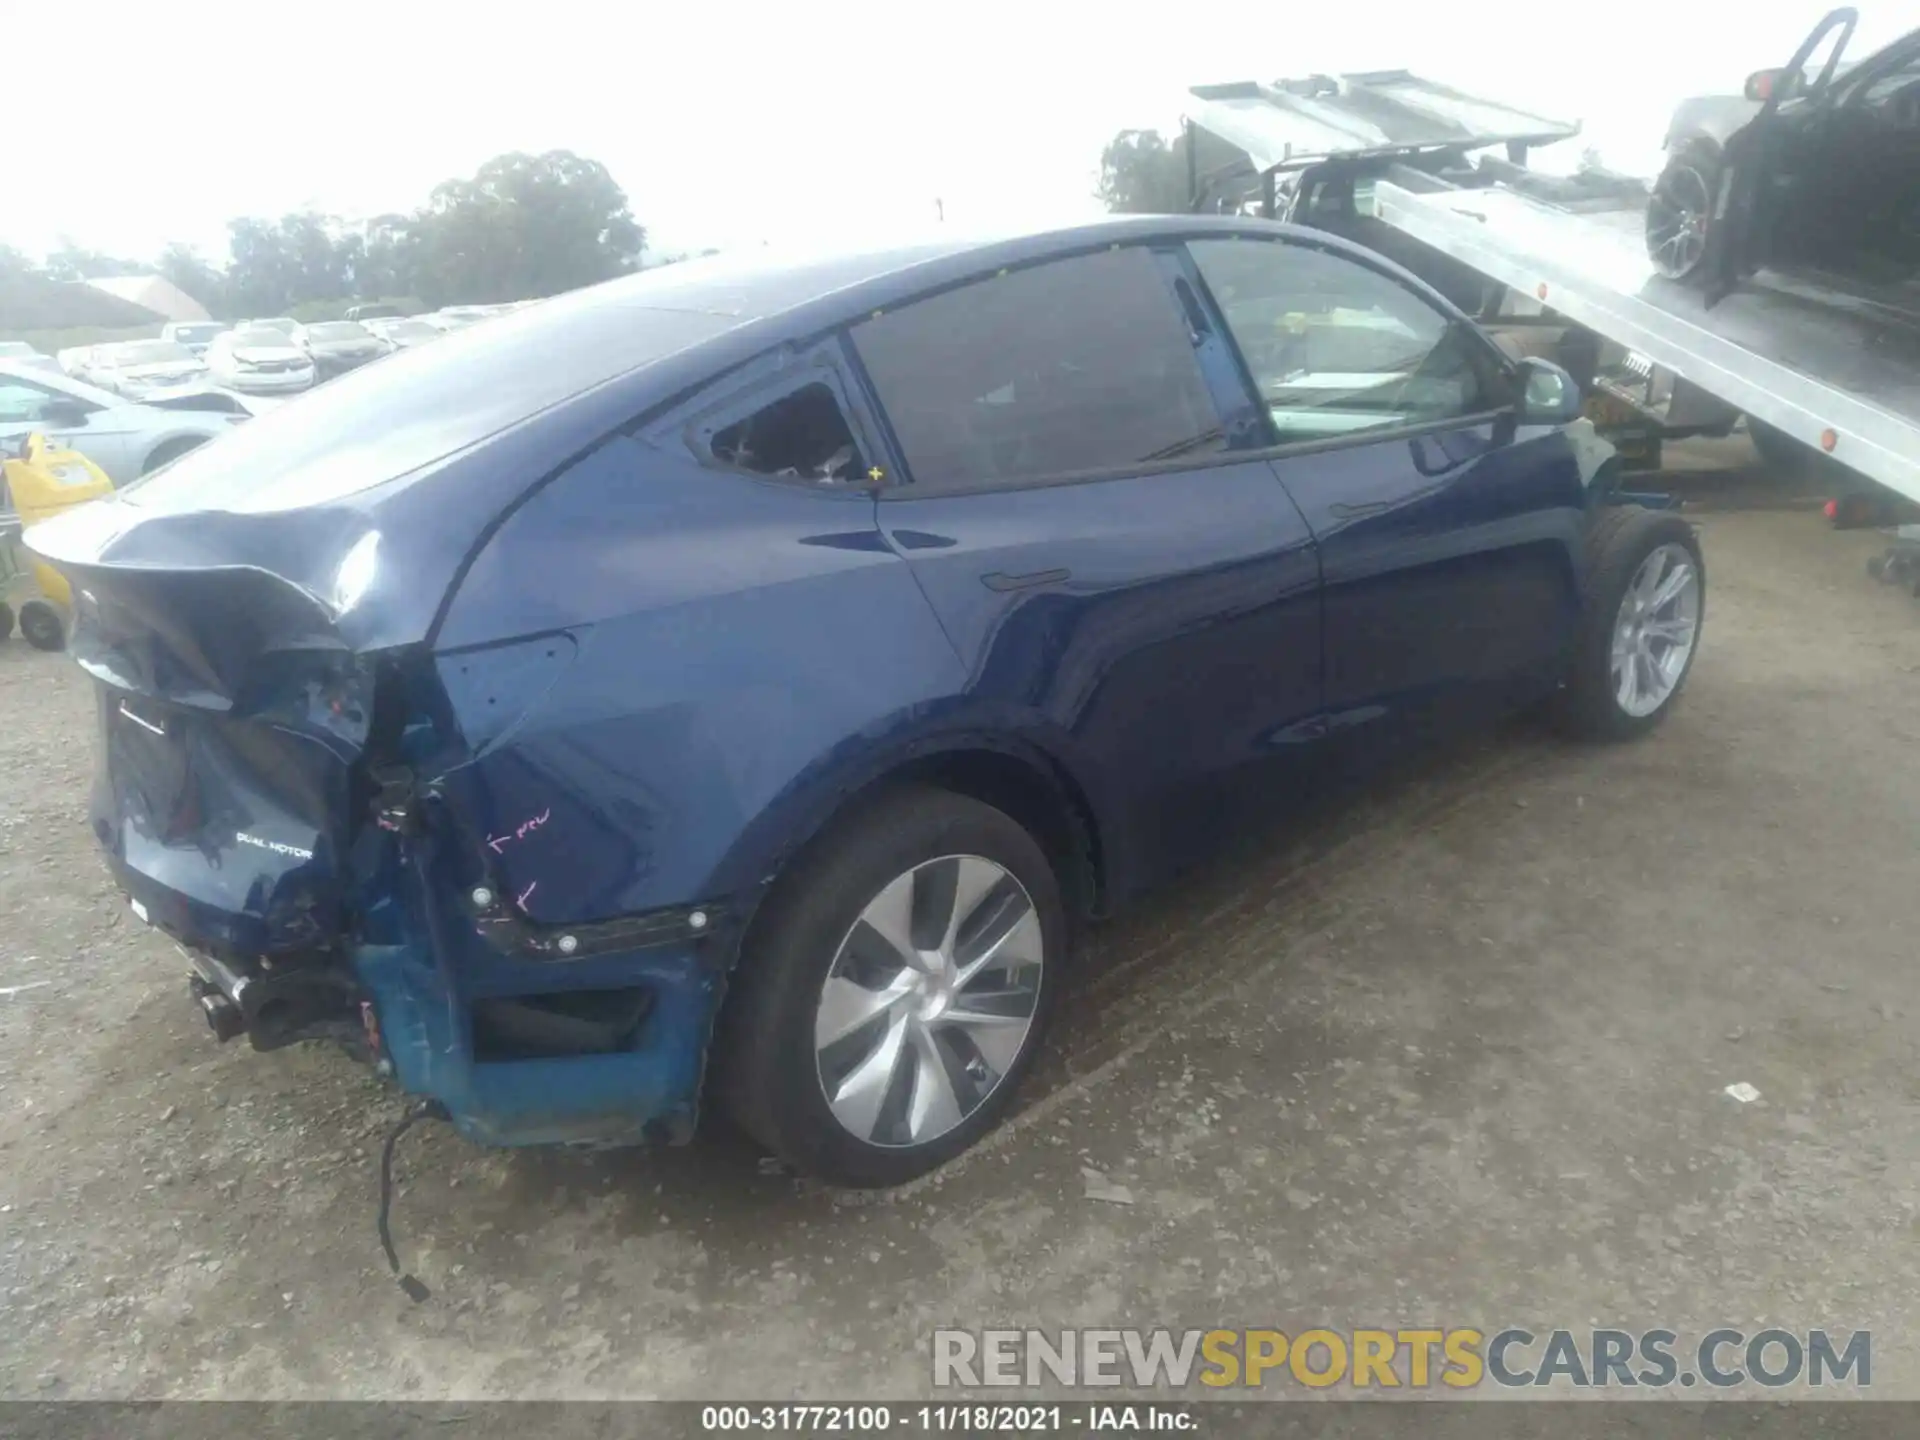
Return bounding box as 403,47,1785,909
2,149,650,320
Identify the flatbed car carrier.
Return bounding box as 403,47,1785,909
1184,61,1920,507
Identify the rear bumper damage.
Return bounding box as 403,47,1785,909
131,835,729,1149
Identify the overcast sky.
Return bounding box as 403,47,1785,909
9,0,1916,266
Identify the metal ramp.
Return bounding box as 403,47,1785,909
1371,179,1920,503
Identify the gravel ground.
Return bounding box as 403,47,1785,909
3,443,1919,1400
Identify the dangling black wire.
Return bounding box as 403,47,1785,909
378,1099,448,1303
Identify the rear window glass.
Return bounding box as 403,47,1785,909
851,246,1224,489
123,298,742,513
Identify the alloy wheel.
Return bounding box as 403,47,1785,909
1612,541,1701,718
813,855,1045,1149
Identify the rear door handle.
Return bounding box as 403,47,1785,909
1329,501,1392,519
981,568,1070,593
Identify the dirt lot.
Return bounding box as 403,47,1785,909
3,444,1920,1400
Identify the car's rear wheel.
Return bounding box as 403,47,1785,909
718,786,1065,1187
141,437,205,476
1555,508,1705,741
1645,145,1721,282
17,599,65,652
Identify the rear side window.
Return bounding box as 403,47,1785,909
851,246,1224,490
1190,237,1503,446
709,381,869,485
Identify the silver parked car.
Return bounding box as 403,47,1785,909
0,360,245,483
362,316,442,352
204,327,316,395
84,339,210,399
290,320,386,378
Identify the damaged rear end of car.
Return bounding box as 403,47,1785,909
29,279,763,1149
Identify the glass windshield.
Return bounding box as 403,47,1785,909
0,342,38,357
124,297,739,513
171,324,223,343
232,327,295,346
307,322,372,341
106,341,196,365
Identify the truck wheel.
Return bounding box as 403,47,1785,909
1555,508,1705,741
1645,144,1720,282
717,785,1065,1188
17,599,65,652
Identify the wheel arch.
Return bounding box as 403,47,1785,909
139,431,211,475
713,730,1110,982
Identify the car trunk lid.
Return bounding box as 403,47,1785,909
71,560,379,956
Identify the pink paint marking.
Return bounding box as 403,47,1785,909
516,881,538,909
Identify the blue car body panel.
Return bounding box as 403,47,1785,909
29,215,1609,1146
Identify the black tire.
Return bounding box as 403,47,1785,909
0,601,12,640
1645,143,1722,282
1554,507,1705,741
141,437,205,476
716,785,1066,1188
17,599,64,652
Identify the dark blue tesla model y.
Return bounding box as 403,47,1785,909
31,216,1704,1186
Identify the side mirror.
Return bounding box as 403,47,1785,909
1515,356,1583,426
1744,67,1786,102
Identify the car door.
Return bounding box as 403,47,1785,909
1186,234,1589,767
850,242,1324,893
0,374,148,481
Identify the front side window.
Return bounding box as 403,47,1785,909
852,246,1224,491
1190,237,1503,446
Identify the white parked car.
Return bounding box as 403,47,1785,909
362,316,442,352
159,321,230,357
424,305,499,331
289,319,386,378
85,339,209,399
0,360,245,484
204,327,315,394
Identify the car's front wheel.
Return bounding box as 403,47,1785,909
718,786,1065,1187
1555,508,1705,740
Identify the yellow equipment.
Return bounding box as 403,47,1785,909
0,432,114,650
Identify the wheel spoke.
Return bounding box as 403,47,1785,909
1635,648,1663,702
1644,617,1696,646
1614,641,1639,709
905,1020,964,1143
828,1010,912,1142
857,870,929,972
941,999,1032,1078
815,973,910,1048
941,857,1006,957
1649,561,1694,612
953,896,1040,991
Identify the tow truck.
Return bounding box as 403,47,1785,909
1183,8,1920,531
